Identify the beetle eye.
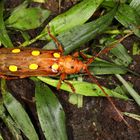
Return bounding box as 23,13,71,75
71,66,74,69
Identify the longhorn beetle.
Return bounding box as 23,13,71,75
0,26,132,127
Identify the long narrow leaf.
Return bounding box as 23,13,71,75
0,102,23,140
89,65,127,75
33,78,67,140
41,0,104,40
1,80,39,140
110,43,132,67
123,112,140,122
37,77,129,100
116,74,140,106
130,0,140,16
0,106,23,140
89,58,128,75
44,7,117,54
115,4,140,37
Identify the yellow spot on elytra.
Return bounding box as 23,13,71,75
12,49,21,53
52,63,59,70
53,52,60,58
29,64,38,70
9,65,17,72
31,50,40,56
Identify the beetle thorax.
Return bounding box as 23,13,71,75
58,55,86,74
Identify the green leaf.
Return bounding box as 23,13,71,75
101,0,116,9
32,0,46,3
41,0,104,40
0,133,4,140
33,78,67,140
114,84,131,97
0,104,23,140
123,112,140,121
89,58,128,75
1,80,39,140
116,74,140,106
5,2,51,30
110,43,132,67
37,77,129,100
0,0,13,48
132,42,140,55
115,4,140,37
130,0,140,16
68,94,83,108
90,66,127,75
44,7,117,54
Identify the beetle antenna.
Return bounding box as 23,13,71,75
85,68,131,128
85,32,133,66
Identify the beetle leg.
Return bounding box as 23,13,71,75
72,51,89,60
64,80,75,93
79,51,89,59
47,26,63,53
72,52,79,57
57,73,75,93
57,73,66,90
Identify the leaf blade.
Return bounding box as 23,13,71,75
41,0,104,40
37,77,129,100
5,3,51,30
33,79,67,140
44,7,117,54
115,4,140,37
1,80,39,140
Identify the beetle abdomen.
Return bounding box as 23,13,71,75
0,48,61,77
